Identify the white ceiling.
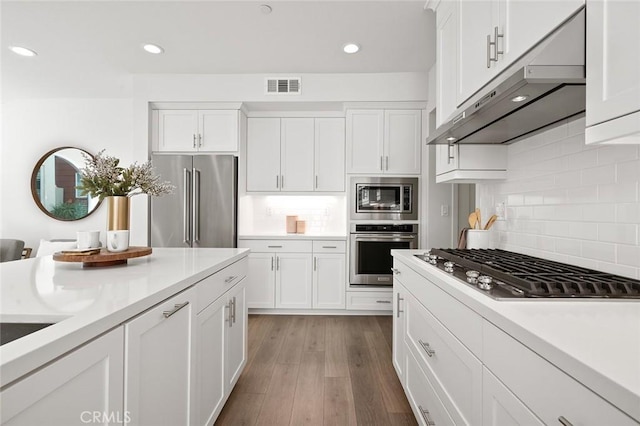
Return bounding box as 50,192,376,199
1,1,435,99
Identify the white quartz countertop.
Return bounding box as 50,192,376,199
0,248,249,387
238,234,347,240
392,250,640,422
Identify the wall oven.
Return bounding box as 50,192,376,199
350,224,418,286
350,177,418,221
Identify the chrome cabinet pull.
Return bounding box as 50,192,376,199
225,303,232,326
163,302,189,319
447,143,455,164
276,256,280,270
391,268,400,275
281,175,284,189
380,156,384,171
267,245,283,248
419,339,436,357
198,133,202,147
486,34,492,68
376,300,391,304
493,26,504,61
276,175,279,189
396,293,404,318
193,134,196,148
224,275,237,284
385,156,389,170
322,245,337,249
314,256,317,271
558,417,573,426
271,256,274,271
315,175,318,189
418,405,436,426
232,296,237,323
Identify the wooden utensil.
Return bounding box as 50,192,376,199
475,208,482,230
484,214,498,230
468,212,477,229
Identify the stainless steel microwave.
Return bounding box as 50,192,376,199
350,177,418,221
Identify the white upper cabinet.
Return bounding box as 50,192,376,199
158,109,239,152
347,109,421,175
315,118,346,191
435,0,459,128
246,118,281,192
586,0,640,144
281,118,315,192
246,117,346,192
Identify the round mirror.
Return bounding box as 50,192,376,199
31,147,102,221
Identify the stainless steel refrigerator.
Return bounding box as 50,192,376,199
150,155,237,248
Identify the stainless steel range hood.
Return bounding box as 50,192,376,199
427,8,585,145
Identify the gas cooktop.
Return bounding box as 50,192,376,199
415,248,640,300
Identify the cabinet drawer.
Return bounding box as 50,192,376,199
346,291,392,310
394,258,482,357
405,347,455,426
238,239,312,253
483,321,637,425
196,257,248,313
312,240,346,253
405,292,482,426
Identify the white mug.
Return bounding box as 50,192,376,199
77,230,100,249
107,230,130,252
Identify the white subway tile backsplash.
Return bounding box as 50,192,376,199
477,120,639,279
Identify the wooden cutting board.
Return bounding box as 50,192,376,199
53,246,152,267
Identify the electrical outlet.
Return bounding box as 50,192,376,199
495,202,506,220
441,204,449,217
266,207,273,216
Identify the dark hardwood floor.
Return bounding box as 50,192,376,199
215,315,417,426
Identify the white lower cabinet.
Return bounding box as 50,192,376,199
483,367,543,426
246,252,277,308
225,281,247,392
276,253,313,308
124,287,196,426
345,290,393,311
312,241,346,309
0,328,124,426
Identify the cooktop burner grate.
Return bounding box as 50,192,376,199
428,248,640,298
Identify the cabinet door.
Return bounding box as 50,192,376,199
124,287,195,426
194,296,227,426
1,328,124,426
436,1,459,128
158,110,198,152
198,110,238,152
496,0,585,75
280,118,314,191
392,282,406,384
246,252,276,309
313,253,346,309
225,281,247,393
384,110,422,174
275,253,312,309
315,118,345,191
346,110,385,173
247,118,281,192
483,368,544,426
458,0,495,105
586,0,640,127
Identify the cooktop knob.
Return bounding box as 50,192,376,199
428,254,438,265
444,261,454,273
466,270,480,284
478,275,494,291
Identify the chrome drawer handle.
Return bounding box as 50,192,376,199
396,294,404,318
419,339,436,357
267,245,283,248
163,302,189,319
224,275,237,284
391,268,400,275
376,300,391,304
418,405,435,426
558,417,573,426
322,245,337,249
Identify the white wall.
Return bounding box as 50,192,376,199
476,116,640,279
0,99,134,250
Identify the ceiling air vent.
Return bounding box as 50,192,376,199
265,77,301,95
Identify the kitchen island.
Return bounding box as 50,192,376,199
392,249,640,426
0,248,249,426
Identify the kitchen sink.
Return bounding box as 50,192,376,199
0,322,55,346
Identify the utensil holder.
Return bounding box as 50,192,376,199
466,230,490,249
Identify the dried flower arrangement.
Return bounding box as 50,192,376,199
77,150,174,199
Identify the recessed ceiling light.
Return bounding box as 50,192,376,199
511,95,529,102
446,137,457,142
343,43,360,54
9,46,37,57
260,4,272,14
143,44,164,54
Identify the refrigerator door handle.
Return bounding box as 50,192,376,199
183,168,191,244
193,168,201,243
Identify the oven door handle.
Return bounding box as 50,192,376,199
353,235,416,241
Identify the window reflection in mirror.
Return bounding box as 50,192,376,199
31,147,101,221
